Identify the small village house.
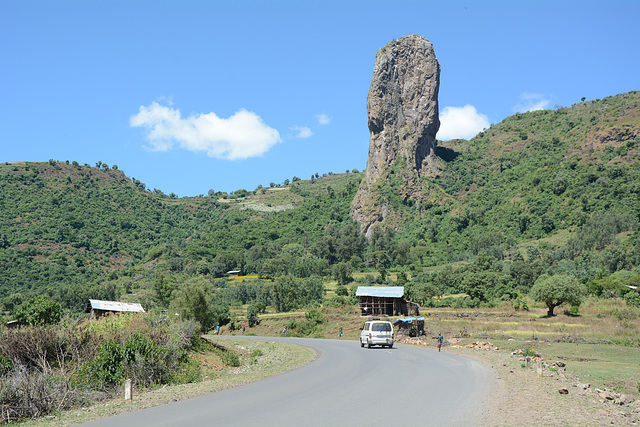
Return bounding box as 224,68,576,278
356,286,419,317
85,299,145,319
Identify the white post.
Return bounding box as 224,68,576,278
124,379,133,401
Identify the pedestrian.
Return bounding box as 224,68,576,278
436,333,443,352
339,327,343,338
242,325,245,335
283,326,287,337
215,324,221,335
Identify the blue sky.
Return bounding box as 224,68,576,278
2,0,638,196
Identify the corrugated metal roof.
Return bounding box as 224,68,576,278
86,299,145,313
355,286,405,298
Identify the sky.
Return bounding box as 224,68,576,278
2,0,639,197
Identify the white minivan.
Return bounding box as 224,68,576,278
360,320,394,348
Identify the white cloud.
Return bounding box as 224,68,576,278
290,126,313,138
437,105,490,141
316,113,331,125
130,102,281,160
514,93,552,113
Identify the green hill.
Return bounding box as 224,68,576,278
1,91,640,317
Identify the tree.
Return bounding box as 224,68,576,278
14,295,62,326
246,304,259,327
335,286,349,296
332,261,353,285
460,270,507,302
509,260,540,291
272,275,299,312
530,274,586,316
169,276,229,332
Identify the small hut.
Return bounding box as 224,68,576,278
85,299,145,319
356,286,419,316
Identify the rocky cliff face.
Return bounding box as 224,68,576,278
351,35,441,236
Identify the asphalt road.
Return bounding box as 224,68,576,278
80,337,494,427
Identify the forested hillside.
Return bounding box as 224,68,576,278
1,91,640,319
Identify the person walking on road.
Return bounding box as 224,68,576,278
339,327,343,338
436,333,443,352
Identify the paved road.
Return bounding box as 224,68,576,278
81,337,494,427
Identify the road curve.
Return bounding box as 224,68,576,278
80,337,495,427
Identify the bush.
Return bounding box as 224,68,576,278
0,365,98,423
612,307,638,321
624,291,640,308
220,351,240,367
14,296,62,326
246,304,259,327
335,286,349,296
0,315,203,421
0,355,12,375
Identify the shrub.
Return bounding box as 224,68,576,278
220,351,240,367
249,349,263,365
563,305,580,316
0,355,13,376
521,348,539,357
0,366,95,423
246,304,259,327
624,291,640,308
0,326,63,373
14,296,62,326
612,307,638,321
335,286,349,296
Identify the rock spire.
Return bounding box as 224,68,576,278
351,35,441,236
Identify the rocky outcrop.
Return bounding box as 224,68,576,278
351,35,441,236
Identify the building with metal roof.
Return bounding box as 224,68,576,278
85,299,145,319
356,286,418,317
356,286,405,298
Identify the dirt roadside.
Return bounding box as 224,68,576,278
443,344,640,426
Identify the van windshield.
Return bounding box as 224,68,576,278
372,323,391,332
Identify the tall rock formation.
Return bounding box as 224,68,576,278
351,35,441,236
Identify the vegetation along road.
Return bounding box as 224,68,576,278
79,337,494,427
